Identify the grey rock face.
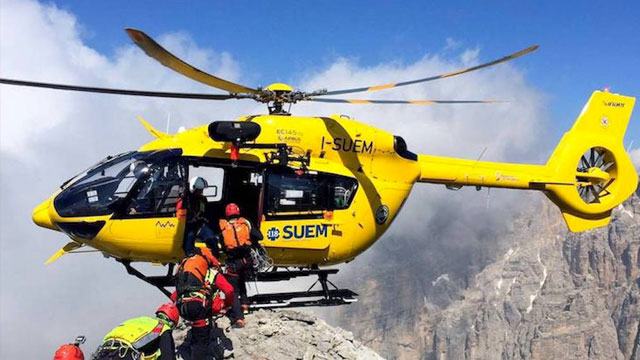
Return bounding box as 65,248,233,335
329,193,640,360
174,309,384,360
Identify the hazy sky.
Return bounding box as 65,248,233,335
0,0,638,357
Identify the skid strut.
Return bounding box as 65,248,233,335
117,259,175,298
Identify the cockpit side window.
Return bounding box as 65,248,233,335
55,152,148,217
54,150,182,218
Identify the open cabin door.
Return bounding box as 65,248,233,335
186,159,264,237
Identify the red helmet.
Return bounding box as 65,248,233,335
156,302,179,325
225,203,240,217
53,344,84,360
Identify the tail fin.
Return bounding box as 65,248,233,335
416,90,637,232
543,91,637,231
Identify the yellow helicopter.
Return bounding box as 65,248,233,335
2,29,637,307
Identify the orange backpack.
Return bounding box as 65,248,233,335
175,248,218,296
219,217,252,250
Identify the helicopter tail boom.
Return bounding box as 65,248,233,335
418,90,637,232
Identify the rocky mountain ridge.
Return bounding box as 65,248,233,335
329,191,640,359
174,309,384,360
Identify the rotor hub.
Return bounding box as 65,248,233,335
265,83,294,93
261,83,298,114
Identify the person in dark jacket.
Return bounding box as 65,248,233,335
178,176,216,256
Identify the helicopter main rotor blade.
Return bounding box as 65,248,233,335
314,45,538,97
125,28,258,95
306,98,503,105
0,78,244,100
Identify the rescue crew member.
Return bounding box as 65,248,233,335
92,303,179,360
178,176,216,256
218,203,264,312
175,247,243,360
53,336,86,360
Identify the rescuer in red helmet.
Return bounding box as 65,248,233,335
217,203,264,315
174,246,242,359
53,336,86,360
92,303,179,360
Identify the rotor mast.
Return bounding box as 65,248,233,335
263,83,295,115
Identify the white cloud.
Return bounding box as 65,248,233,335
0,0,551,358
631,148,640,171
444,37,461,51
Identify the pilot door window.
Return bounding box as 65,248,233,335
126,161,186,216
265,170,358,215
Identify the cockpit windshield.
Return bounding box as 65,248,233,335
54,149,181,217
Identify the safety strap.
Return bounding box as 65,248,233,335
231,222,241,249
180,292,207,302
191,318,210,328
97,339,141,360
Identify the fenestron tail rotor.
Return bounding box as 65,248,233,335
575,147,617,204
0,28,539,114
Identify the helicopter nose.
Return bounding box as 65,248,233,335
32,199,57,230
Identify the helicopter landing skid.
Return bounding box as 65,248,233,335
115,262,357,308
248,269,358,309
117,259,175,298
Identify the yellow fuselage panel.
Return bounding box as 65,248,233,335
44,114,419,265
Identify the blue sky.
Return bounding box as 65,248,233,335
50,0,640,141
